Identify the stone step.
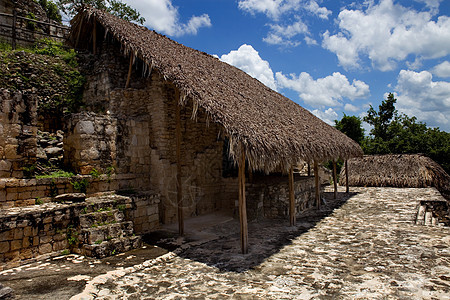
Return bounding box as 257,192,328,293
79,209,125,228
82,235,142,258
80,221,134,244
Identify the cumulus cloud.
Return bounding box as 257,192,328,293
432,61,450,78
263,20,309,47
322,0,450,71
238,0,331,46
344,103,359,112
276,71,370,107
220,45,277,90
122,0,211,36
311,108,338,125
304,0,332,19
395,69,450,129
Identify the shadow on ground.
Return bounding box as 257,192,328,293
143,191,357,273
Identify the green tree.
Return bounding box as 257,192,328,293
35,0,62,23
361,93,450,174
334,114,365,144
56,0,145,24
364,93,397,140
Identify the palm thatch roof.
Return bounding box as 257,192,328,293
340,154,450,200
70,6,363,172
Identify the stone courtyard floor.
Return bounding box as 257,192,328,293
1,187,450,299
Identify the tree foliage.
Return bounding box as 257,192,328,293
334,114,365,144
56,0,145,24
334,93,450,174
35,0,62,23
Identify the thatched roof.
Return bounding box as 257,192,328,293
70,6,363,172
340,154,450,200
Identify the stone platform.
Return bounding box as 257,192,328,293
68,186,450,299
1,187,449,299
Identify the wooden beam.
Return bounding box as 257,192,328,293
238,144,248,254
289,165,296,226
125,52,133,88
92,20,96,55
345,160,349,194
314,160,320,210
75,17,83,49
333,160,338,199
175,89,183,236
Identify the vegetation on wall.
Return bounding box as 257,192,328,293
0,38,85,116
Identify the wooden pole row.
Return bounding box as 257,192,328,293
289,165,296,226
125,52,133,89
333,160,337,199
175,89,184,236
238,144,248,254
345,160,349,193
314,160,320,210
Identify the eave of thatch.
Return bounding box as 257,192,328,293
70,6,363,173
340,154,450,199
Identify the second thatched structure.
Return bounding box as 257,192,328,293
340,154,450,200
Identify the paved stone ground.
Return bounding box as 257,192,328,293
66,187,450,300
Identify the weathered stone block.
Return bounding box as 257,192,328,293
38,243,52,255
10,240,22,251
0,241,10,253
13,229,23,240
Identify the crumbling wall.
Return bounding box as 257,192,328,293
0,89,37,178
246,175,320,221
68,40,234,225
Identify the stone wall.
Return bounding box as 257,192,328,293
0,193,160,269
127,192,160,234
69,41,235,225
246,175,320,220
0,0,68,48
0,89,37,178
0,175,147,209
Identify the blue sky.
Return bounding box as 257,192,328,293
120,0,450,132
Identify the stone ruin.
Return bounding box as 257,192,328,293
0,39,323,269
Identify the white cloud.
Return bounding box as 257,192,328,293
304,0,332,19
276,71,370,107
220,45,277,90
395,69,450,130
122,0,211,36
344,103,359,112
414,0,442,13
322,0,450,71
238,0,302,20
311,108,338,125
263,20,308,47
432,61,450,78
238,0,330,46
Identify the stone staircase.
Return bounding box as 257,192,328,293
77,198,142,258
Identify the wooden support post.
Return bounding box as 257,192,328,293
238,144,248,254
307,163,311,176
345,160,349,194
125,52,133,88
75,18,83,49
314,160,320,210
92,20,96,55
333,160,338,199
12,9,17,50
289,165,296,226
175,89,183,236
